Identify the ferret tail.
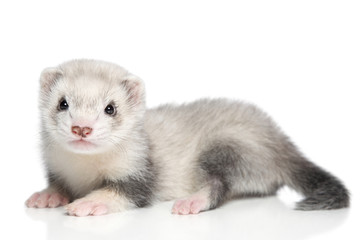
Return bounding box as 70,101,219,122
285,158,350,210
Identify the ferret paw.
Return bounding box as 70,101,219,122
171,195,210,215
65,199,108,217
26,192,69,208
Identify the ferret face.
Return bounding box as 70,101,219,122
39,60,145,154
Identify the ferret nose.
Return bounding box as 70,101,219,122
71,126,82,137
82,127,93,137
71,126,93,138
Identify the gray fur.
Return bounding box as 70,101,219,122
198,140,239,208
28,59,349,215
101,158,157,208
196,136,349,211
146,98,350,211
288,160,350,210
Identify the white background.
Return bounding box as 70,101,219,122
0,0,359,239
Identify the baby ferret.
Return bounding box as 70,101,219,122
25,59,349,216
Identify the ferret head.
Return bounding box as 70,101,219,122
39,59,146,154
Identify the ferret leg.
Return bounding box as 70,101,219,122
65,189,134,217
66,174,155,217
25,187,69,208
172,179,227,215
172,140,242,215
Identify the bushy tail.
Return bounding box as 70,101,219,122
286,159,350,210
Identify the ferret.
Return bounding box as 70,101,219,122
25,59,350,216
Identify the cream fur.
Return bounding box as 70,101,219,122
26,59,349,215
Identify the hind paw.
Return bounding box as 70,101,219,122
172,195,210,215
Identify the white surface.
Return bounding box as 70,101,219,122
0,1,359,239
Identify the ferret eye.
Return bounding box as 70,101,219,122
58,99,69,111
105,104,116,116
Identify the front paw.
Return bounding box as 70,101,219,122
65,199,109,217
26,191,69,208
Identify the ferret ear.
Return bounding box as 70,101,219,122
120,75,145,106
40,67,63,92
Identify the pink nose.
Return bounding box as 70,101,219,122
71,126,93,137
